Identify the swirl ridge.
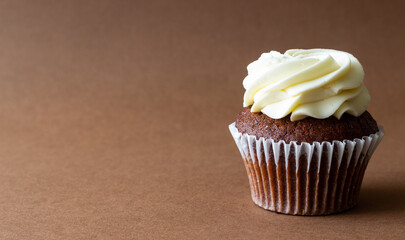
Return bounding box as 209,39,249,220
243,49,369,121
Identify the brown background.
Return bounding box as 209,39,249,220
0,0,403,239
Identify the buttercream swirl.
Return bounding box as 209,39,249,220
243,49,370,121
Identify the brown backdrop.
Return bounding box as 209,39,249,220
0,0,404,239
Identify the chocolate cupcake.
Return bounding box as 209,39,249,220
229,49,384,215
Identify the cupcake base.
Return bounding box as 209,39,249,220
229,123,384,215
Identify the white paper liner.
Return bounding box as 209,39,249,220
229,122,385,215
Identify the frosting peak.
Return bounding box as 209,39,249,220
243,49,370,121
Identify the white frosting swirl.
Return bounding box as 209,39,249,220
243,49,370,121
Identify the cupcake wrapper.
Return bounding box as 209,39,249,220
229,122,385,215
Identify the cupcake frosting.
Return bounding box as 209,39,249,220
243,49,370,121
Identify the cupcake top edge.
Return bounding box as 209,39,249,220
243,48,370,121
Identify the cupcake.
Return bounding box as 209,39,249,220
229,49,384,215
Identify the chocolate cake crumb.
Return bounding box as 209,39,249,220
235,107,379,144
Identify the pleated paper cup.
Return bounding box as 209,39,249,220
229,122,384,215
